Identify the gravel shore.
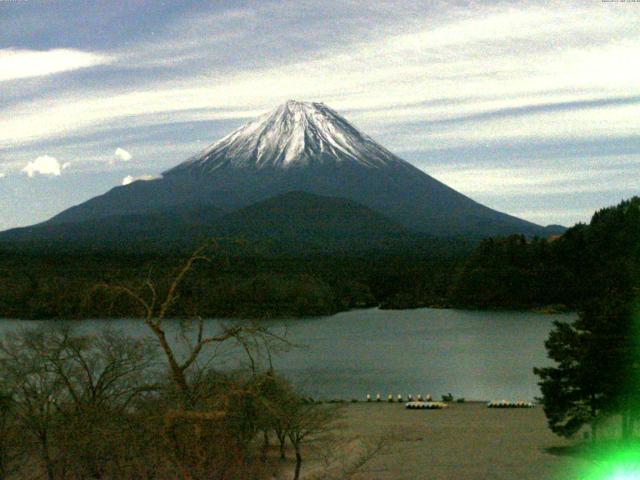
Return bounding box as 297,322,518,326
304,401,590,480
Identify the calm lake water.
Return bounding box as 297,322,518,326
0,308,574,402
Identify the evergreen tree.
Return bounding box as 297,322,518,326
534,293,639,440
535,197,640,440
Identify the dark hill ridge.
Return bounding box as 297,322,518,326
213,191,411,242
1,100,563,244
0,204,225,246
0,192,412,252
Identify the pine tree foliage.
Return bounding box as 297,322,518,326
534,197,640,439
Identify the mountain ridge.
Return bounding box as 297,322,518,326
0,191,414,253
2,100,562,241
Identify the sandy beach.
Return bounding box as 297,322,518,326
295,401,591,480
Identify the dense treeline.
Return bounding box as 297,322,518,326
451,196,640,310
1,197,638,319
0,239,472,319
533,197,640,445
450,235,578,310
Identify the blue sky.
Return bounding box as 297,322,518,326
1,0,639,231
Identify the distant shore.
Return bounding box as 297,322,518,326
0,303,575,322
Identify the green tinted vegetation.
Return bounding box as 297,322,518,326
0,197,638,320
0,240,472,319
452,197,640,311
534,197,640,443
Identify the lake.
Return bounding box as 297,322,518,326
0,308,574,402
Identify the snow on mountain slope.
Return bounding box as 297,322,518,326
27,99,554,239
167,100,405,174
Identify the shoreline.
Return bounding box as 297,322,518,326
295,402,588,480
0,304,577,322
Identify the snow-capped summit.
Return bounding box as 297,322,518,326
167,100,405,174
34,100,554,239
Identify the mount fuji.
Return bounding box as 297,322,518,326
0,100,561,247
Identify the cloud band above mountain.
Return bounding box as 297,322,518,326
0,0,638,229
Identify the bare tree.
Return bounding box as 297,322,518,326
0,324,159,480
95,244,289,480
285,402,341,480
46,325,157,479
250,372,297,461
310,435,390,480
43,325,157,413
0,327,66,480
0,389,20,480
96,243,284,409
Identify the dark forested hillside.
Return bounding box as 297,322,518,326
451,196,640,310
0,240,473,319
0,192,413,254
1,197,637,319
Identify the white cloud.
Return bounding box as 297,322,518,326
428,161,640,196
1,2,639,231
21,155,66,177
1,2,639,151
512,208,592,226
121,175,133,185
0,173,5,179
121,174,159,186
114,147,132,162
0,48,112,82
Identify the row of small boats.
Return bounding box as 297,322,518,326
405,401,448,409
364,394,534,409
366,394,434,402
486,400,534,408
487,400,533,408
405,400,534,410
